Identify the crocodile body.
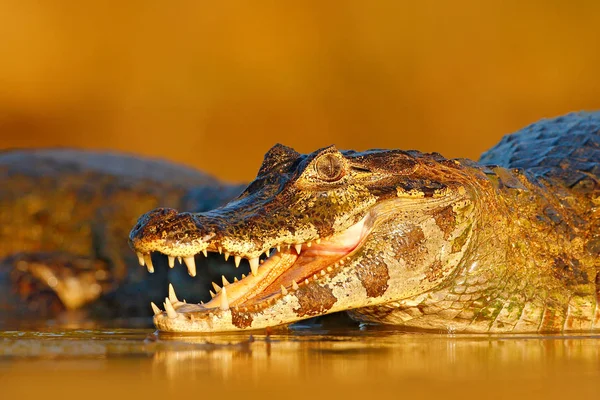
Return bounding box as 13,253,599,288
130,112,600,333
0,149,242,321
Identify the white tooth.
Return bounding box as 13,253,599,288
210,290,216,298
164,298,177,319
265,249,270,257
220,286,229,311
212,282,222,293
168,256,175,268
183,256,196,277
234,277,238,283
294,244,302,254
321,270,326,276
144,254,154,273
168,283,179,303
222,276,230,286
306,242,312,247
249,258,259,276
260,259,264,265
280,285,288,295
241,274,246,279
316,238,321,244
304,279,309,286
202,249,208,257
292,281,299,290
177,256,182,264
234,255,241,268
339,260,345,265
326,266,333,272
218,246,223,254
313,274,318,280
224,252,230,261
150,302,161,315
277,245,281,252
137,252,145,266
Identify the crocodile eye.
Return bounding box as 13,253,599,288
315,153,345,182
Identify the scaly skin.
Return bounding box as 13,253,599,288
130,112,600,333
0,149,242,319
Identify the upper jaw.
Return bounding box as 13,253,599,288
129,204,370,277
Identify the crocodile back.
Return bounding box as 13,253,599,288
479,111,600,188
479,112,600,274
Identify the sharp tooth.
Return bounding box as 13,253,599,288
280,285,288,295
224,252,230,261
264,249,270,257
222,276,230,286
234,255,241,268
234,277,238,282
260,259,264,265
277,244,281,252
241,274,246,279
143,254,154,273
313,274,318,280
202,249,208,257
137,252,145,266
210,290,216,298
164,298,177,319
249,258,259,276
218,246,223,254
168,283,179,303
304,279,309,286
321,270,326,276
150,302,161,315
326,266,333,272
316,238,321,244
294,244,302,255
220,286,229,311
292,281,299,290
212,282,222,293
168,256,175,268
183,256,196,277
339,260,345,265
177,256,182,264
306,242,312,247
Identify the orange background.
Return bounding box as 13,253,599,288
1,1,599,182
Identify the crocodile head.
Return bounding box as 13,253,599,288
129,144,478,332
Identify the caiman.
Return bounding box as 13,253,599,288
0,150,243,320
130,112,600,333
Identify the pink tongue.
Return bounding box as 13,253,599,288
305,216,367,256
254,217,369,302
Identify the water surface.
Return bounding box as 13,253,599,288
1,318,599,399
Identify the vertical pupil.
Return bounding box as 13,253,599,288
326,157,334,176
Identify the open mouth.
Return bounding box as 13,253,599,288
133,213,373,318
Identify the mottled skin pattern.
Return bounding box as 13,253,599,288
0,149,242,319
131,112,599,333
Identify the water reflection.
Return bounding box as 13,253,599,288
2,326,600,397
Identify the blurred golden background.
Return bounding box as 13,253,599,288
1,1,599,182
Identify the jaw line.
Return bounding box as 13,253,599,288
163,211,374,317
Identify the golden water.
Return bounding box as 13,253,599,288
2,318,599,399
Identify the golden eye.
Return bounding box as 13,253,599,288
315,153,345,182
